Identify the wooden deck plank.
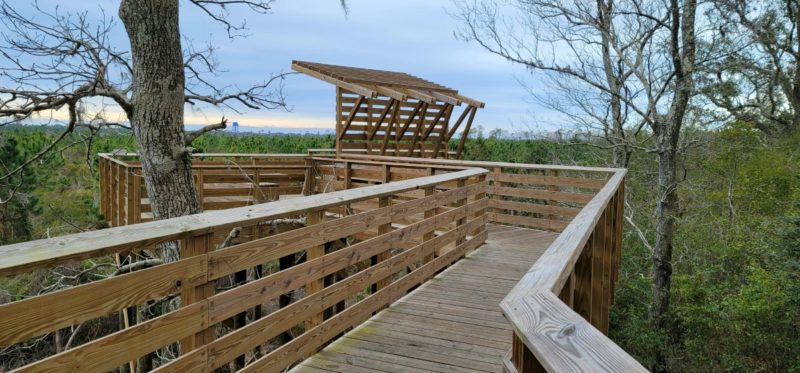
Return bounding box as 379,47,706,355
291,223,558,373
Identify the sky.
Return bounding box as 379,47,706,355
3,0,562,133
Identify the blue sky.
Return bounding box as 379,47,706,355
5,1,562,133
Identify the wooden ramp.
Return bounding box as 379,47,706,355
291,223,558,373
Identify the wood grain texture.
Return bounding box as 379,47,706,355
0,168,487,277
502,291,647,372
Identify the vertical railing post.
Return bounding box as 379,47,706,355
491,166,503,223
180,233,214,355
472,174,487,242
512,334,545,373
422,185,436,265
303,157,316,196
116,163,125,227
590,207,608,331
455,178,468,250
574,236,593,322
195,169,204,211
305,209,325,330
372,195,392,292
546,169,559,228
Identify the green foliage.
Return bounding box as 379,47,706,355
1,124,798,371
611,121,800,372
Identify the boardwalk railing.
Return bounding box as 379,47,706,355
0,166,488,372
99,153,309,226
2,152,644,372
318,154,646,372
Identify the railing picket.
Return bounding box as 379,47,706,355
305,209,325,329
180,233,214,355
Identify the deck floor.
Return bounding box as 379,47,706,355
291,223,558,373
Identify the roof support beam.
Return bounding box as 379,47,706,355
292,63,377,98
420,104,452,142
408,103,429,157
380,102,401,155
367,98,397,141
337,95,366,142
430,91,461,106
395,101,424,142
446,105,473,141
404,89,436,104
431,106,453,158
455,106,478,159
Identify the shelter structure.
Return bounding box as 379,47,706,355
292,60,484,158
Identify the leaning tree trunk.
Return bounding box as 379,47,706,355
119,0,200,264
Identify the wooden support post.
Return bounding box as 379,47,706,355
491,167,504,222
343,161,352,216
180,233,214,354
116,164,126,227
472,174,487,238
422,182,436,264
455,179,468,257
574,237,593,322
303,157,316,196
455,106,477,159
602,203,614,334
559,271,576,308
373,196,392,293
380,101,401,156
131,172,141,224
512,334,546,373
546,170,559,226
590,210,607,330
125,170,136,225
408,103,429,157
305,209,325,330
335,87,343,157
195,170,205,210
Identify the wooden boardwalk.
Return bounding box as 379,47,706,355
291,223,558,373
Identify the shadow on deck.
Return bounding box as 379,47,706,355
293,224,558,373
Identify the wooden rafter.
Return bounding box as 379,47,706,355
408,103,429,157
455,106,478,158
367,98,397,141
380,101,401,155
337,95,366,141
395,101,424,141
293,60,483,158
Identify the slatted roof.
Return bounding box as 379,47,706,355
292,60,484,159
292,60,484,108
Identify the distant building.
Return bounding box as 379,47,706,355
232,121,239,133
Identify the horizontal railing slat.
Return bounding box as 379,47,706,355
0,168,487,278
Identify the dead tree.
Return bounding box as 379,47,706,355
455,1,702,362
0,0,289,260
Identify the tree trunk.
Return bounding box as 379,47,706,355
119,0,200,263
651,133,678,329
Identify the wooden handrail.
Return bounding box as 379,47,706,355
499,169,647,372
0,162,489,372
0,168,487,277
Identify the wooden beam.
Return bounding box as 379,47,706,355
373,85,407,101
420,104,452,142
367,98,397,141
404,89,436,104
446,105,472,141
407,103,429,157
394,101,424,142
455,93,485,108
380,101,401,155
432,104,454,158
337,95,366,142
455,106,477,159
430,91,461,106
292,63,377,98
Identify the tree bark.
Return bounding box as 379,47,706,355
650,3,696,366
119,0,200,263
